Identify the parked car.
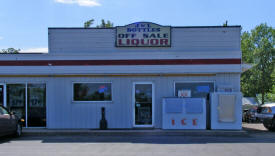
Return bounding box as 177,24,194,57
243,107,258,123
257,103,275,131
0,105,22,137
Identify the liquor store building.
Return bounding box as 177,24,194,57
0,22,243,130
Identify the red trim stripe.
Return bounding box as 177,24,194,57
0,59,241,66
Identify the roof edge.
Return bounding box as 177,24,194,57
48,25,241,29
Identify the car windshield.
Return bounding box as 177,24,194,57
261,107,270,113
0,106,9,115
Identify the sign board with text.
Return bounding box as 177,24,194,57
116,22,171,47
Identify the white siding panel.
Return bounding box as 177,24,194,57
49,27,241,54
216,73,241,92
0,74,240,129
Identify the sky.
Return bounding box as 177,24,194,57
0,0,274,53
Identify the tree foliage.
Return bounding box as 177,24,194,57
96,19,113,28
223,20,228,27
241,31,254,63
0,48,20,54
84,19,95,28
241,23,275,104
84,19,113,28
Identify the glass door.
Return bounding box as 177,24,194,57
133,82,154,127
27,84,46,127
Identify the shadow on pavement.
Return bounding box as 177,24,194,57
1,123,274,145
1,133,275,145
0,136,17,144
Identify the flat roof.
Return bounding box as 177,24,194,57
48,25,241,29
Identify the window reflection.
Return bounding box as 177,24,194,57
73,83,112,101
27,84,46,127
7,84,26,126
6,83,46,127
135,84,152,125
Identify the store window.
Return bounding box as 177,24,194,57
73,83,112,102
27,84,46,127
7,84,26,126
175,82,214,98
6,83,46,127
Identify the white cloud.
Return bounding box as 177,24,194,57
0,36,3,40
21,47,48,53
55,0,101,7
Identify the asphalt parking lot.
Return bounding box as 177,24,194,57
0,124,274,156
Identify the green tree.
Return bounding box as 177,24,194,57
84,19,114,28
1,48,20,53
96,19,113,28
241,31,254,63
223,20,228,27
84,19,95,28
241,23,275,104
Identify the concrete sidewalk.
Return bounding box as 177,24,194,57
22,128,248,137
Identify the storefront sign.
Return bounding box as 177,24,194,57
116,22,171,47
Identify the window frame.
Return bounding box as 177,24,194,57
72,82,113,103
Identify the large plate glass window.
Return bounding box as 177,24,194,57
27,84,46,127
6,84,26,126
73,83,112,101
175,82,214,98
6,83,46,127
